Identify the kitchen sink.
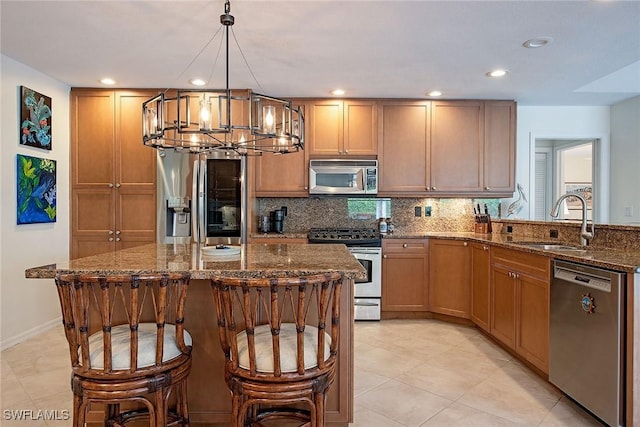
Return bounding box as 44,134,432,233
512,242,587,253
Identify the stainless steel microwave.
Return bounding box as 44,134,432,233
309,159,378,195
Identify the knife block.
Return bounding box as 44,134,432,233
474,223,490,234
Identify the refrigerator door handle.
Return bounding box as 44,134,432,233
192,157,206,244
192,158,199,242
198,158,207,243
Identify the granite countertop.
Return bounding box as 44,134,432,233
25,243,367,280
384,232,640,273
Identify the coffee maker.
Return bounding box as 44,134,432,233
269,207,287,234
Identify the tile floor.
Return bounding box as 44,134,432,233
1,319,603,426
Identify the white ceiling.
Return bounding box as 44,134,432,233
2,0,639,106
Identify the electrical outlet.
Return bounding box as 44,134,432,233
414,206,421,217
550,229,559,238
506,225,513,233
624,206,633,217
425,206,432,217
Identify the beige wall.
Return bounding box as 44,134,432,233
0,54,70,349
610,95,640,225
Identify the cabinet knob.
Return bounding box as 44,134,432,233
115,183,121,188
115,230,121,235
109,237,114,242
108,230,114,235
116,238,121,242
402,243,408,248
463,242,468,247
383,254,387,259
485,186,491,191
108,183,114,188
304,186,308,190
483,245,489,251
508,272,513,278
431,186,437,191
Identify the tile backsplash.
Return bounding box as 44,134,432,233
256,197,500,233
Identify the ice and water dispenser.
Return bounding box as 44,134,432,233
166,197,191,237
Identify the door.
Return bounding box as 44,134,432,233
471,243,491,331
430,101,483,193
378,101,430,194
428,239,470,318
490,264,516,348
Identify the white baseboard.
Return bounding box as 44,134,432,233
0,317,62,351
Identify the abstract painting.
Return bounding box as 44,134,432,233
20,86,52,150
17,154,57,224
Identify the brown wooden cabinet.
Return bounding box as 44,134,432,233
254,148,308,196
430,101,484,193
490,247,550,373
428,239,470,318
307,100,377,157
471,242,491,331
377,101,431,195
254,101,309,197
70,89,157,259
378,99,515,197
381,239,429,313
484,101,516,194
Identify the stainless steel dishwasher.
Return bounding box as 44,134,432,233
550,260,626,427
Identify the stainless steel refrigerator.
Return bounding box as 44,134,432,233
158,150,243,245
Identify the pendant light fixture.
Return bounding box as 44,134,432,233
142,0,304,155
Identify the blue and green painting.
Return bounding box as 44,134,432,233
20,86,52,150
17,154,56,224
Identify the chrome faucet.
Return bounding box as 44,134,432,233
550,193,594,246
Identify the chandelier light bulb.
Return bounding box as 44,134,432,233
263,106,276,134
199,98,212,130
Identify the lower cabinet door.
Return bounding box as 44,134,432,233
490,264,516,348
516,273,550,373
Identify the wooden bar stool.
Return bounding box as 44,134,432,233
54,272,192,427
210,273,343,427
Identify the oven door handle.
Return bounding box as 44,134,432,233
354,301,379,307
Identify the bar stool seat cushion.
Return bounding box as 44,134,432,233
87,323,192,370
236,323,330,373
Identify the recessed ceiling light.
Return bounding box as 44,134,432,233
427,90,442,97
190,78,207,86
330,89,345,96
486,69,508,78
100,78,116,85
523,37,553,49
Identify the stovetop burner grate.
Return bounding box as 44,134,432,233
308,228,381,246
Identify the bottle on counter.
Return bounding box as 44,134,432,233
379,217,388,235
387,218,394,234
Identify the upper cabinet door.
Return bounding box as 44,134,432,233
378,101,430,195
484,101,516,194
308,100,343,156
115,91,157,188
307,100,378,156
72,90,116,187
430,100,484,193
343,100,378,156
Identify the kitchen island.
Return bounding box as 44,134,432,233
26,242,365,426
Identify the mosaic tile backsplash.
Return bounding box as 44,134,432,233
257,197,501,233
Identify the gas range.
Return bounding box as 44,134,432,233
307,228,381,247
